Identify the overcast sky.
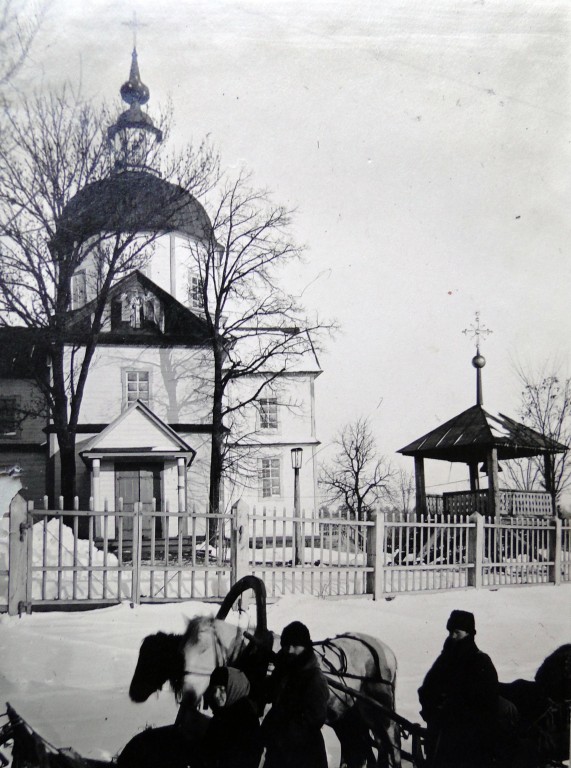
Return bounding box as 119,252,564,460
19,0,571,495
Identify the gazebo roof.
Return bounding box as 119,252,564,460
398,404,568,463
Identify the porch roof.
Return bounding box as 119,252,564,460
79,401,196,465
398,404,568,463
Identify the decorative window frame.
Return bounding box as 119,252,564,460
258,397,279,431
122,368,152,410
188,272,204,311
258,456,282,499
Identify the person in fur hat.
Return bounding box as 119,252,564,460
261,621,329,768
203,666,262,768
418,610,500,768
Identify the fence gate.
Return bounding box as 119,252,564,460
6,496,234,613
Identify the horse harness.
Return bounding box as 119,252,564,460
313,636,426,766
182,619,247,679
313,634,396,690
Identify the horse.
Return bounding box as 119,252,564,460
128,617,401,768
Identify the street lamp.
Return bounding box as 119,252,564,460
290,447,303,566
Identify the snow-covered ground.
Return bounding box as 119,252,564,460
0,585,569,765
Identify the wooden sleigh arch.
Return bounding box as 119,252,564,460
215,574,269,635
215,575,274,714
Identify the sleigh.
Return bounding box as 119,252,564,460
0,705,112,768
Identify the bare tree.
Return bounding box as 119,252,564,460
0,85,218,504
504,362,571,506
386,467,416,516
0,0,46,99
319,417,393,522
187,171,333,520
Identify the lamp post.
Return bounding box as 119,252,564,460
291,447,303,566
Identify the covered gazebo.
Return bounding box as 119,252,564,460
398,329,567,520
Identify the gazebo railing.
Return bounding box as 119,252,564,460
440,490,553,517
443,491,489,516
497,490,553,517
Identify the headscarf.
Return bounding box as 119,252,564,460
208,666,251,707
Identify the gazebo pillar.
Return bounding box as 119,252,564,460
543,452,557,515
468,462,480,492
486,447,501,521
414,456,427,517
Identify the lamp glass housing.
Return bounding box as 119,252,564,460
290,447,303,469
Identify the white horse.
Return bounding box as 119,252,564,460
129,615,402,768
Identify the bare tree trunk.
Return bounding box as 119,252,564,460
208,349,225,544
58,437,77,509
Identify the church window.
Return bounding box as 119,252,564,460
258,397,278,430
259,457,281,498
0,397,19,437
124,370,150,408
71,272,87,309
188,274,203,311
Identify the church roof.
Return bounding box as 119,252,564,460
52,171,214,252
398,403,568,463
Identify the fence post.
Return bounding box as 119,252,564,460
467,512,483,589
367,510,384,600
231,499,250,586
8,493,29,615
131,501,142,605
549,517,562,586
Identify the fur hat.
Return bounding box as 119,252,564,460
446,610,476,636
281,621,312,648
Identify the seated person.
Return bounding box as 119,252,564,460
118,693,209,768
203,666,263,768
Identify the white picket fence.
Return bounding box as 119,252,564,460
380,512,570,594
2,496,570,614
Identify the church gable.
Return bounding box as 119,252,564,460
67,270,211,344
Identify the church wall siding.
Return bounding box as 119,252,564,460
66,344,214,426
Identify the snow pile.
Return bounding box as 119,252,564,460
30,519,128,600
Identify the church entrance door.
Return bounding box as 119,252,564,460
115,463,162,538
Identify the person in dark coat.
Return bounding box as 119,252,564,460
261,621,329,768
418,610,499,768
203,666,263,768
118,688,209,768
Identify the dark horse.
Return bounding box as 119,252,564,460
128,577,401,768
498,643,571,768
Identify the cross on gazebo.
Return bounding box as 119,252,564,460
463,312,493,406
122,11,147,49
462,311,493,354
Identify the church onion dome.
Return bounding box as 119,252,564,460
108,48,162,145
51,171,216,252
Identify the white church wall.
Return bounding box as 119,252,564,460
69,344,214,426
223,370,320,516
